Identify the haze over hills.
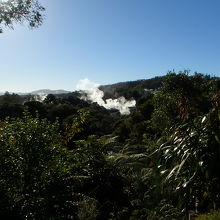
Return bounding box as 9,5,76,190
0,89,71,96
30,89,71,95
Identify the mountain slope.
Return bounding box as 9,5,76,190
99,76,163,100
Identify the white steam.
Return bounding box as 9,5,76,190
76,78,100,90
33,93,47,102
76,78,136,115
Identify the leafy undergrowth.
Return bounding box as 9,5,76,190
196,210,220,220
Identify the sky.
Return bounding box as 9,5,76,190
0,0,220,93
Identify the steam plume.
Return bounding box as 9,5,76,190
76,78,136,115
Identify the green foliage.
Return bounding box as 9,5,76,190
77,196,99,220
70,136,131,219
0,110,123,219
196,210,220,220
155,109,220,212
47,103,76,122
63,109,89,145
0,110,78,218
44,94,58,105
24,101,47,118
0,72,219,219
100,76,163,100
0,92,23,104
151,72,212,133
0,0,45,33
131,199,182,220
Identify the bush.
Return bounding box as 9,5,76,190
0,111,77,219
196,210,220,220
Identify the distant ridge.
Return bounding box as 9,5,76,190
0,89,71,96
99,76,163,100
30,89,71,95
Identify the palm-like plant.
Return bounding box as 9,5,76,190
156,107,220,213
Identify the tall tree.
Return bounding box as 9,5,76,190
0,0,44,33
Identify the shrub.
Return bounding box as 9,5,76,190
196,210,220,220
0,111,76,218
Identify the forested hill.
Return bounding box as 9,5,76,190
0,72,219,219
99,76,163,100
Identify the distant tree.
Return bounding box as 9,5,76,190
44,94,58,105
0,0,45,33
47,103,76,122
24,100,47,118
0,103,23,119
1,92,22,104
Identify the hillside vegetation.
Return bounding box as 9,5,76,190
0,72,219,219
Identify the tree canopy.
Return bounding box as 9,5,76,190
0,0,44,33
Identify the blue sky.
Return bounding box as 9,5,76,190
0,0,220,92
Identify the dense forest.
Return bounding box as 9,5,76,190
0,72,219,219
